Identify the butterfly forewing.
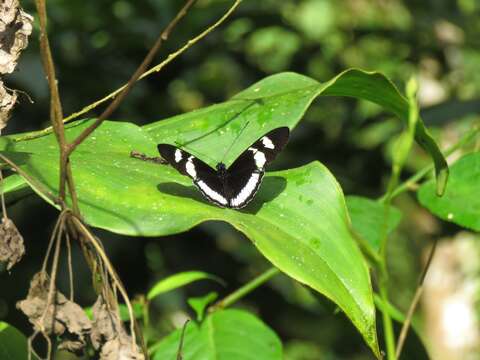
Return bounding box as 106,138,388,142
157,127,290,209
157,144,228,207
225,127,290,208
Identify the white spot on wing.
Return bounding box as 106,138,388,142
248,147,266,168
174,149,183,163
230,172,261,208
262,136,275,149
254,151,266,168
196,180,228,205
185,156,197,178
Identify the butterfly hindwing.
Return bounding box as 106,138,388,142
157,144,228,207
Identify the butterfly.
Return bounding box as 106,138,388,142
157,127,290,209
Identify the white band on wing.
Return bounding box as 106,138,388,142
230,172,261,208
196,180,228,206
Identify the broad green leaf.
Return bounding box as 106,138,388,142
150,309,282,360
321,70,448,195
148,271,224,300
0,322,36,360
143,70,447,192
346,196,402,252
0,119,378,355
1,69,447,356
418,152,480,231
188,292,218,322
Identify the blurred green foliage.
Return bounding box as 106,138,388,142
1,0,479,359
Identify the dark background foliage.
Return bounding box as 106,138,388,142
1,0,479,358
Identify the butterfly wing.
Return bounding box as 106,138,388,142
157,144,228,207
226,127,290,208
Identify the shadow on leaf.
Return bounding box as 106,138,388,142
157,175,286,214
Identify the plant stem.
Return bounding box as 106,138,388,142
395,238,438,358
377,78,420,359
384,123,480,201
210,267,280,311
379,279,396,360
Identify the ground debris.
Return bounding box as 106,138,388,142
0,217,24,270
91,296,144,360
16,272,92,354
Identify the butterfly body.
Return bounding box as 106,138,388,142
158,127,289,209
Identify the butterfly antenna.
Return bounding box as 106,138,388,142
220,121,250,164
175,141,217,163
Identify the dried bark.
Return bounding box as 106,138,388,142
0,0,33,74
91,296,144,360
0,216,24,269
16,272,92,354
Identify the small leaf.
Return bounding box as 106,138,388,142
346,196,402,252
187,292,218,322
0,322,37,360
147,271,225,301
150,309,282,360
418,152,480,231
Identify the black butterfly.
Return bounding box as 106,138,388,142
157,127,290,209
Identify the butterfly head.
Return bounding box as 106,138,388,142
216,162,227,177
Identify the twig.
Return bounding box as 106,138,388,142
41,209,69,273
13,0,243,144
70,216,139,348
210,267,280,312
395,239,438,359
0,169,7,218
30,211,68,360
176,320,190,360
0,153,58,205
33,0,73,206
64,0,199,158
130,150,167,164
66,231,74,301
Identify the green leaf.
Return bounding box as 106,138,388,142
0,322,36,360
1,119,378,354
0,175,28,195
1,69,448,357
0,174,32,205
188,292,218,322
418,152,480,231
346,196,402,252
148,271,225,301
143,71,446,191
1,123,378,354
150,309,282,360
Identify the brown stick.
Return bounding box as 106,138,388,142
34,0,72,203
395,239,438,358
64,0,198,158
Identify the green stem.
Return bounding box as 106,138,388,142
210,267,280,311
377,78,420,358
383,124,480,201
379,282,396,360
